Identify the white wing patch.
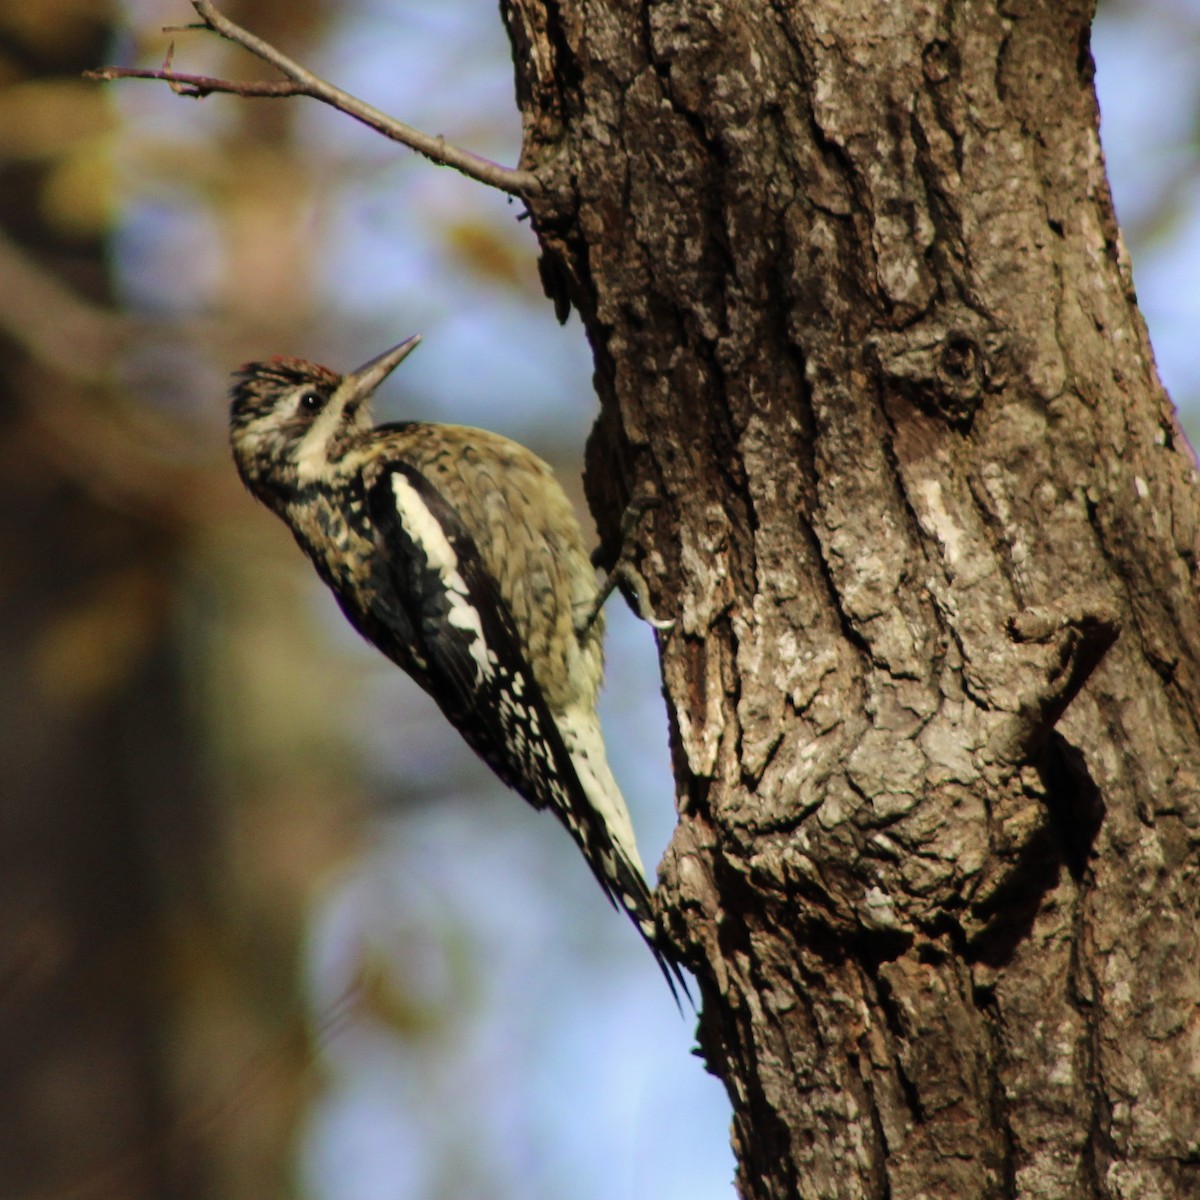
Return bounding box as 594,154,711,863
391,472,495,682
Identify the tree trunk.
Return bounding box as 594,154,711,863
502,0,1200,1196
0,3,325,1196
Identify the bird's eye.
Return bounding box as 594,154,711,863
298,390,326,414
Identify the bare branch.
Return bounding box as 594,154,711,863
85,65,306,99
87,0,542,199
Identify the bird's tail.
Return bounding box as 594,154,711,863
558,706,693,1008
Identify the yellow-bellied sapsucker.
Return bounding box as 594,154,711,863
229,336,683,996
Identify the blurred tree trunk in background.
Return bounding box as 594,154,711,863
0,3,331,1197
0,7,200,1197
505,0,1200,1196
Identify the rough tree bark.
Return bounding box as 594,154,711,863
502,0,1200,1197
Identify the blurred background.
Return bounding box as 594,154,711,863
0,1,1195,1197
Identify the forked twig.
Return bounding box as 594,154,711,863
86,0,541,198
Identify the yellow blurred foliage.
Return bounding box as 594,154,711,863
0,79,114,159
33,566,165,705
42,141,115,235
352,948,450,1039
444,217,535,291
0,0,103,59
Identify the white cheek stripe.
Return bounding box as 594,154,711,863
294,402,349,483
391,473,494,682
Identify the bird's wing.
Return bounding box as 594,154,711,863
366,461,689,1005
366,461,582,813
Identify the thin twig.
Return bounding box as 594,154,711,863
86,65,307,99
86,0,542,199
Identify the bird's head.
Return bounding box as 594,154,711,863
229,335,421,502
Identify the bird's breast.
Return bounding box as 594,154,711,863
288,486,382,607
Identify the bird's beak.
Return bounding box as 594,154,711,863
341,334,422,405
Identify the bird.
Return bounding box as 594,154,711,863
228,336,685,998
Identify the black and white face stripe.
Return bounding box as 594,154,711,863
229,358,341,428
